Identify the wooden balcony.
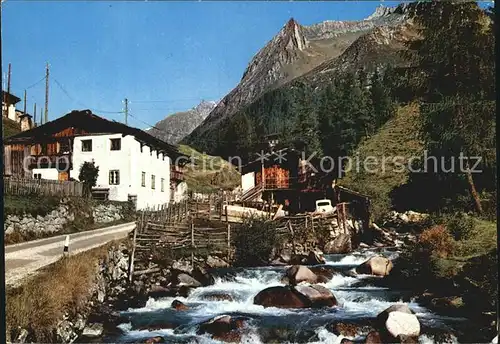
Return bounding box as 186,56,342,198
27,154,72,169
171,166,184,182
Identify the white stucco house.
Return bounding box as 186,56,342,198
2,90,34,131
3,109,189,210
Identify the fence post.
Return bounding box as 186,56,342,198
225,193,229,223
227,223,231,262
63,235,70,257
209,195,212,220
190,217,195,268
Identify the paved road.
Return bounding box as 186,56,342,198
5,221,136,287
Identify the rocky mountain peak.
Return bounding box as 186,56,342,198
146,100,217,144
194,100,218,119
364,5,396,21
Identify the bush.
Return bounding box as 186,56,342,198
233,216,281,267
441,213,476,241
417,225,455,258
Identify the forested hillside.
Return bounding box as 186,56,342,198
185,1,495,218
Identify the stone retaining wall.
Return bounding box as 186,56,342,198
4,200,130,235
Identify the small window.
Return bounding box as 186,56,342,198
82,140,92,152
151,175,155,189
161,178,164,192
109,170,120,185
141,172,146,187
110,138,121,151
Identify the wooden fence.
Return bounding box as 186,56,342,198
3,177,84,197
128,198,232,280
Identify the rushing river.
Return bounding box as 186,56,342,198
104,248,470,343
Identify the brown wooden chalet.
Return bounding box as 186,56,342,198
240,136,370,219
3,109,188,179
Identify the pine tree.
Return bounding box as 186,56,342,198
411,2,495,213
370,68,395,129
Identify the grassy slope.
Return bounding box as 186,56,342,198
340,103,424,221
6,241,126,342
179,144,240,193
3,117,21,137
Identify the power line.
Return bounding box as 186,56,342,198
25,75,47,90
52,77,124,114
129,97,220,104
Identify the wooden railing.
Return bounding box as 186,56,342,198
3,177,84,197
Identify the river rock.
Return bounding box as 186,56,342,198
279,249,292,263
324,234,352,254
285,265,318,285
172,260,192,274
171,299,188,311
365,331,383,344
81,323,104,338
197,315,245,343
397,334,419,343
142,336,165,343
192,266,215,286
306,251,326,265
148,285,173,299
201,293,234,301
356,256,393,276
295,284,337,307
175,273,203,288
309,266,336,282
385,312,420,338
340,339,356,344
376,305,420,339
290,254,308,265
206,255,229,268
254,286,310,308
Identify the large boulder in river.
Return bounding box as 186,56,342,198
285,265,319,285
356,256,393,276
290,254,308,265
172,260,192,274
294,284,337,307
171,299,188,311
192,265,215,286
324,234,352,254
309,266,337,281
306,251,326,265
174,273,203,288
376,304,420,339
206,255,229,269
197,315,245,343
385,312,420,339
148,285,174,299
254,286,310,308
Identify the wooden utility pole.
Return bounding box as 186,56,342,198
124,98,128,125
23,90,27,116
44,63,49,124
33,103,37,127
3,63,12,116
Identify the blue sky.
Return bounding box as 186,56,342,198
1,1,490,129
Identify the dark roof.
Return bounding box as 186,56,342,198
4,109,187,160
241,147,302,174
15,110,33,118
2,91,21,105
